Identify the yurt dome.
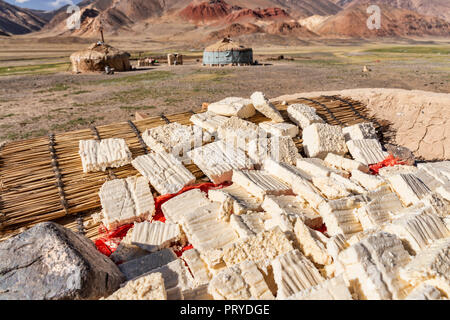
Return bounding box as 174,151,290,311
70,42,132,73
203,38,253,66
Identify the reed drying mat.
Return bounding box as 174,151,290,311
0,96,393,241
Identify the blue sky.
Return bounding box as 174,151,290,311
5,0,83,11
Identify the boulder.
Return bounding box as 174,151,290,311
0,222,124,300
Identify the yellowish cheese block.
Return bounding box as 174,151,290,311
294,218,332,266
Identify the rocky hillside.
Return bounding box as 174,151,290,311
0,0,48,35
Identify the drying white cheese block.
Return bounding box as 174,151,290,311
436,184,450,202
217,116,262,149
272,249,324,299
414,168,447,192
259,121,299,138
287,103,324,129
250,92,284,123
399,238,450,296
388,173,432,206
324,153,370,173
420,193,450,217
142,259,195,298
132,151,195,195
418,161,450,180
187,140,253,184
384,212,449,254
190,111,229,134
232,170,292,200
296,158,349,178
79,138,132,173
182,248,211,286
208,184,263,215
222,226,294,267
230,212,267,238
346,139,388,165
248,135,301,166
312,176,352,200
287,275,352,300
142,122,204,160
161,189,210,224
405,283,446,300
180,202,238,253
318,197,364,236
131,221,181,252
263,158,312,183
338,231,411,300
181,284,214,300
208,260,274,300
208,97,255,118
326,234,349,261
356,192,404,230
342,122,377,141
104,272,166,300
262,195,322,230
302,123,348,159
99,176,155,229
378,165,419,177
350,169,386,191
294,218,331,265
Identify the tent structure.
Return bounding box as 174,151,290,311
203,38,253,66
70,42,132,73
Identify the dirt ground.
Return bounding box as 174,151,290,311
1,41,449,142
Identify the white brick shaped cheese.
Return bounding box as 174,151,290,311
318,197,364,236
342,122,377,141
350,169,386,191
378,165,418,177
104,272,166,300
296,158,349,179
250,91,284,123
79,138,132,173
230,213,266,238
190,111,229,134
262,195,322,231
187,140,253,184
180,202,238,253
118,248,178,281
418,161,450,180
436,184,450,202
294,218,331,265
338,231,411,300
181,249,211,286
208,184,262,215
272,249,324,299
263,158,312,183
415,169,447,192
287,275,352,300
99,176,155,229
217,116,262,148
142,122,203,158
181,284,214,300
326,234,349,261
312,176,352,200
248,136,301,166
287,103,324,129
131,221,181,253
384,212,449,254
405,283,446,300
222,227,294,267
346,139,388,165
232,170,292,200
302,123,348,159
132,151,195,195
356,192,404,230
399,238,450,295
324,153,370,173
420,193,450,217
259,121,299,138
208,97,255,118
208,261,274,300
388,173,432,206
161,189,210,224
143,259,195,296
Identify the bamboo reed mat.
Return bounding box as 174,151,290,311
0,95,392,241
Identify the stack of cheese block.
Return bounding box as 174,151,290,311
83,93,449,300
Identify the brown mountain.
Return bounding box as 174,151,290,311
316,3,450,38
334,0,450,22
0,0,48,35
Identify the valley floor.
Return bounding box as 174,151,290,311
0,41,449,142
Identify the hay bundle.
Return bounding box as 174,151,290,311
204,37,250,52
70,43,131,73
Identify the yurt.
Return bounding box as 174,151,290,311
203,38,253,66
70,42,132,73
